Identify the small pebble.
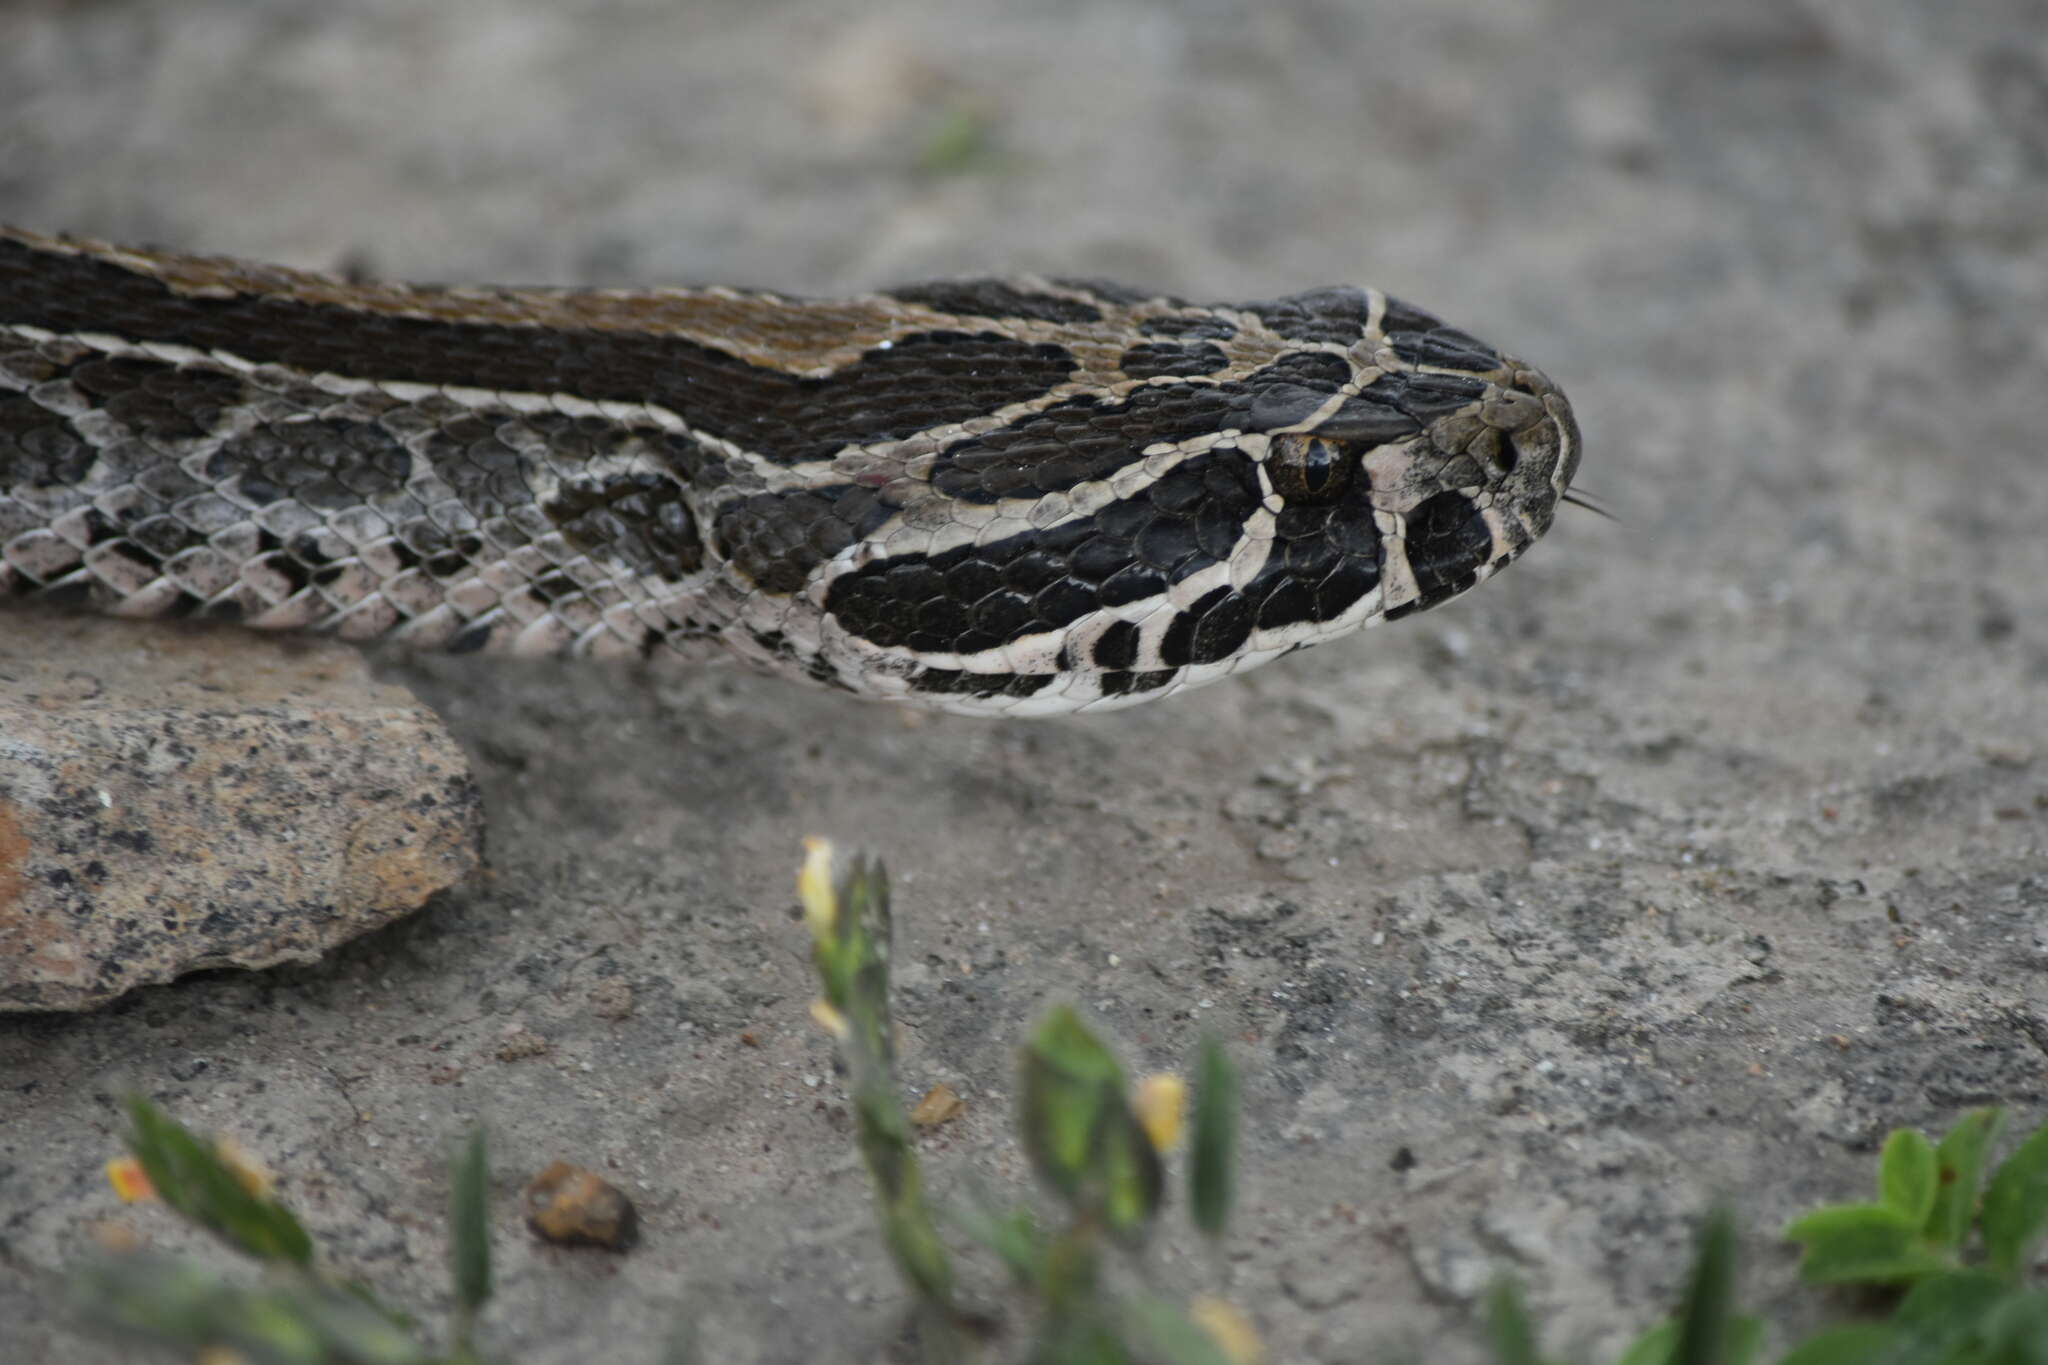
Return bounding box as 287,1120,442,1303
525,1161,639,1250
911,1083,965,1127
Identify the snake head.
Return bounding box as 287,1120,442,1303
804,282,1581,715
1239,286,1582,624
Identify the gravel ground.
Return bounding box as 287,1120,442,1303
3,0,2045,1360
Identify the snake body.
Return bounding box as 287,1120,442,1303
0,227,1579,716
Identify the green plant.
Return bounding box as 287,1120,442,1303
1486,1207,1764,1365
797,837,1252,1364
1779,1109,2048,1363
1481,1107,2048,1365
71,1099,495,1364
63,844,2048,1364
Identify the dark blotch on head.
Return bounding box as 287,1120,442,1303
886,280,1103,325
1405,491,1494,608
1159,585,1255,667
1387,327,1500,372
1235,459,1386,631
1243,353,1358,432
1377,296,1446,334
932,358,1343,504
1138,313,1236,341
1118,340,1228,380
829,448,1261,653
1246,287,1371,344
1351,371,1488,423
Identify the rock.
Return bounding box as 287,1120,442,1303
493,1027,551,1061
525,1161,639,1250
0,615,482,1011
910,1082,965,1126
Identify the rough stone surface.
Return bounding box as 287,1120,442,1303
1,1,2045,1363
0,616,482,1011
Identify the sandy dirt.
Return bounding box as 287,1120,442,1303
2,0,2045,1360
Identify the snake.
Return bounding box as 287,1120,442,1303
0,226,1581,717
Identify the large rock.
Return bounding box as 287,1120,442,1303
0,614,481,1011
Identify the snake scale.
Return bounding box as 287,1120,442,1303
0,226,1580,717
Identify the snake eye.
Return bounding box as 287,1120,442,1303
1267,434,1354,504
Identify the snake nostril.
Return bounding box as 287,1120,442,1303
1494,430,1520,475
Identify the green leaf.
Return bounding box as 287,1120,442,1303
800,849,954,1312
68,1254,432,1365
447,1128,492,1320
1774,1324,1901,1365
69,1253,252,1355
1018,1006,1163,1240
1117,1295,1238,1365
1977,1288,2048,1360
1615,1320,1676,1365
1721,1318,1765,1365
1188,1033,1238,1240
850,1080,951,1306
852,1081,916,1200
1981,1121,2048,1280
948,1198,1044,1287
1879,1128,1941,1227
1034,1313,1133,1365
1036,1225,1114,1352
1669,1207,1740,1365
881,1196,955,1308
1893,1268,2015,1334
123,1096,314,1267
1618,1318,1762,1365
1039,1221,1102,1316
1783,1203,1952,1285
1097,1084,1166,1241
1482,1280,1546,1365
269,1279,432,1364
1927,1108,2005,1251
1020,1005,1129,1196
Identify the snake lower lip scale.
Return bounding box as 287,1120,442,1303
0,226,1582,718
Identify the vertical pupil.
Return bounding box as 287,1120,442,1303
1304,441,1336,492
1271,434,1350,502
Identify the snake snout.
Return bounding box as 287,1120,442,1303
1488,363,1582,532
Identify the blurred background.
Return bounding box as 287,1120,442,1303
4,1,2045,1361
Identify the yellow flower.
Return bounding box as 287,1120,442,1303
1190,1295,1263,1365
211,1136,276,1199
798,837,838,939
1133,1072,1186,1153
105,1157,154,1204
809,998,851,1042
